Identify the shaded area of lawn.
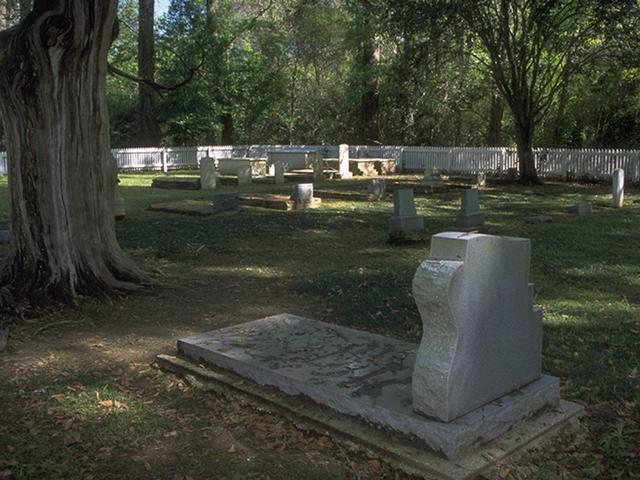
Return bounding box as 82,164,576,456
0,172,639,479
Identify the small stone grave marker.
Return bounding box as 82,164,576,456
476,172,486,188
200,157,218,190
114,196,126,221
454,189,485,229
367,179,387,201
291,183,314,207
566,203,592,215
338,144,352,179
388,189,424,242
213,192,240,213
0,229,10,245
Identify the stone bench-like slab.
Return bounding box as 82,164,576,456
152,176,201,190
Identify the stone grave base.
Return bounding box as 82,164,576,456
314,189,384,202
152,176,201,190
239,194,321,211
175,314,582,470
148,200,239,216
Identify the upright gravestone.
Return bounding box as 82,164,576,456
200,157,218,190
421,168,444,191
237,165,252,186
366,179,387,201
476,172,487,188
273,161,285,184
612,169,624,208
412,232,543,421
454,189,485,229
291,183,314,208
338,144,352,179
114,196,126,221
309,153,325,182
388,189,424,242
213,192,240,213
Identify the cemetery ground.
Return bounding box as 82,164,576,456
0,172,639,480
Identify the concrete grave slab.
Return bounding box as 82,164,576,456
178,313,563,460
152,176,201,190
148,200,227,217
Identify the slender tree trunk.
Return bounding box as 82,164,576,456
486,85,504,146
137,0,161,146
0,1,150,303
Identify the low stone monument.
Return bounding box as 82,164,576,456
173,231,581,475
388,189,424,242
566,203,592,215
200,157,218,190
213,192,240,213
454,189,485,229
612,169,624,208
366,179,387,201
338,144,352,179
291,183,315,208
413,233,543,421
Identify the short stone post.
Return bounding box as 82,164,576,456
388,189,424,242
200,157,218,190
339,144,352,179
161,148,168,173
114,196,126,221
412,232,543,422
454,189,485,229
612,169,624,208
291,183,314,208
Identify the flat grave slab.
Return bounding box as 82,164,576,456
178,313,572,460
148,200,219,216
314,189,383,202
152,176,201,190
239,194,321,211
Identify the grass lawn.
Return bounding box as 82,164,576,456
0,172,638,479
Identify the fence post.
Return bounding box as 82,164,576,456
161,148,167,173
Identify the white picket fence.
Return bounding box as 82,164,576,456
0,145,639,181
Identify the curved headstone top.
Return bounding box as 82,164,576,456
412,232,543,422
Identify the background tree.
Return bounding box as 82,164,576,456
137,0,162,146
0,0,150,304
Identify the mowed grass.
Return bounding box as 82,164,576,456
0,171,639,478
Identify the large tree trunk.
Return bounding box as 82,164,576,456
486,85,504,146
137,0,161,146
515,122,542,185
0,1,150,303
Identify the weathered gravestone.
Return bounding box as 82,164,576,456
237,165,252,186
338,144,352,179
612,169,624,208
388,189,424,242
114,196,126,221
476,172,487,188
200,157,218,190
175,232,579,472
421,168,444,190
273,160,286,184
291,183,314,207
367,179,387,201
566,203,592,215
454,189,485,229
412,232,544,421
309,153,325,182
213,192,240,213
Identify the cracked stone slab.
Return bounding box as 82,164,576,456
178,313,561,459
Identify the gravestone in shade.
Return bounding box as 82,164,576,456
412,232,544,422
114,196,126,221
388,189,424,241
213,192,240,213
237,165,252,186
200,157,218,190
612,169,624,208
309,153,325,182
0,229,9,245
476,172,487,188
338,144,352,179
367,179,387,201
506,168,518,181
291,183,314,207
454,189,485,229
274,161,285,184
566,203,592,215
421,168,443,188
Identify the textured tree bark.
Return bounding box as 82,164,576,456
486,85,504,147
515,122,542,185
137,0,161,146
0,1,150,303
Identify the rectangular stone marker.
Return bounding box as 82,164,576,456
612,169,624,208
412,232,544,422
273,161,285,184
309,153,325,182
476,172,486,188
338,144,352,179
178,312,560,460
454,189,485,229
566,203,592,215
213,192,240,212
389,189,424,241
200,157,218,190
